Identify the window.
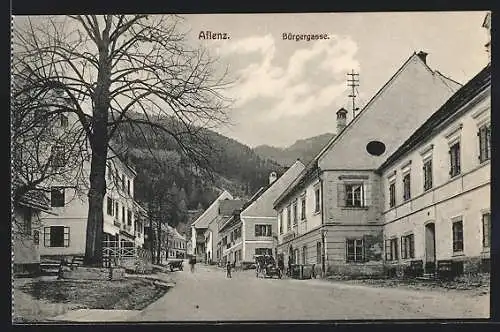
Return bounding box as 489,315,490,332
316,242,322,264
345,184,364,207
346,239,364,262
449,142,461,177
44,226,70,247
294,249,299,264
314,187,321,213
255,224,272,237
287,205,291,231
127,180,131,195
385,238,399,261
59,114,69,127
106,197,114,216
293,201,298,225
389,182,396,208
279,210,283,234
401,234,415,259
50,187,65,207
402,173,411,201
127,209,132,225
115,202,120,219
122,206,126,224
482,212,490,248
478,124,491,163
302,245,307,264
33,230,39,245
452,219,464,252
300,197,306,220
423,159,433,191
51,145,65,167
255,248,272,256
22,208,32,235
34,109,49,126
107,163,112,181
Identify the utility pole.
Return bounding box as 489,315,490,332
347,69,360,119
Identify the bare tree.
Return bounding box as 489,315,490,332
12,15,231,266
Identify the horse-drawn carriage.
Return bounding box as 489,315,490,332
255,254,282,279
166,258,184,271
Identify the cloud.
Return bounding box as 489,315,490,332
218,33,360,121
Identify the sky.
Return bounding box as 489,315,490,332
180,11,490,148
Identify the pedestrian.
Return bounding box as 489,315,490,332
189,256,196,273
226,260,232,278
278,256,285,278
287,257,292,277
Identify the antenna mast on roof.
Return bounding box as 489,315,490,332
347,69,360,119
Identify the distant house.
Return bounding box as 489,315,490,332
162,224,187,260
218,162,305,268
207,199,245,265
12,182,53,275
378,64,490,276
190,190,233,263
274,51,462,278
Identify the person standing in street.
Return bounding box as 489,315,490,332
189,255,196,273
226,260,232,278
287,257,292,277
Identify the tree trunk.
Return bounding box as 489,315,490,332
149,215,155,263
156,216,162,265
84,148,107,266
84,37,111,266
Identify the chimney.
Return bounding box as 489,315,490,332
417,51,428,64
269,172,277,184
336,108,348,133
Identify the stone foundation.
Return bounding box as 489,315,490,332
327,261,385,279
60,267,126,281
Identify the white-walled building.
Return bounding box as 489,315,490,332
274,51,462,278
39,146,145,260
190,190,233,263
378,64,490,275
217,162,305,268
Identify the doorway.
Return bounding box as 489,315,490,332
424,222,436,274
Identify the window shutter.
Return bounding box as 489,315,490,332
384,239,391,261
362,235,369,262
337,183,346,207
448,149,453,176
400,236,404,259
478,130,483,161
364,183,371,207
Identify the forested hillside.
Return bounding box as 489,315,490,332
254,133,335,166
113,112,284,229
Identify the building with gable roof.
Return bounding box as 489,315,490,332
217,161,305,267
190,190,233,263
378,63,490,277
274,51,462,278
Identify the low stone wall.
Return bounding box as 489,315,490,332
327,261,385,279
60,267,126,281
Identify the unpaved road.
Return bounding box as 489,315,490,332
129,264,490,321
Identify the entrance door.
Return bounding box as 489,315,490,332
424,223,436,274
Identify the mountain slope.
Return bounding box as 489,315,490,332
113,113,285,228
254,133,335,166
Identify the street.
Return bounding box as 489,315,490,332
128,264,489,321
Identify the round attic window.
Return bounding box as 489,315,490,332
366,141,386,156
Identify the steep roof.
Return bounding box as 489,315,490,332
12,176,53,213
191,190,233,228
274,51,461,207
378,63,491,172
218,199,245,216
